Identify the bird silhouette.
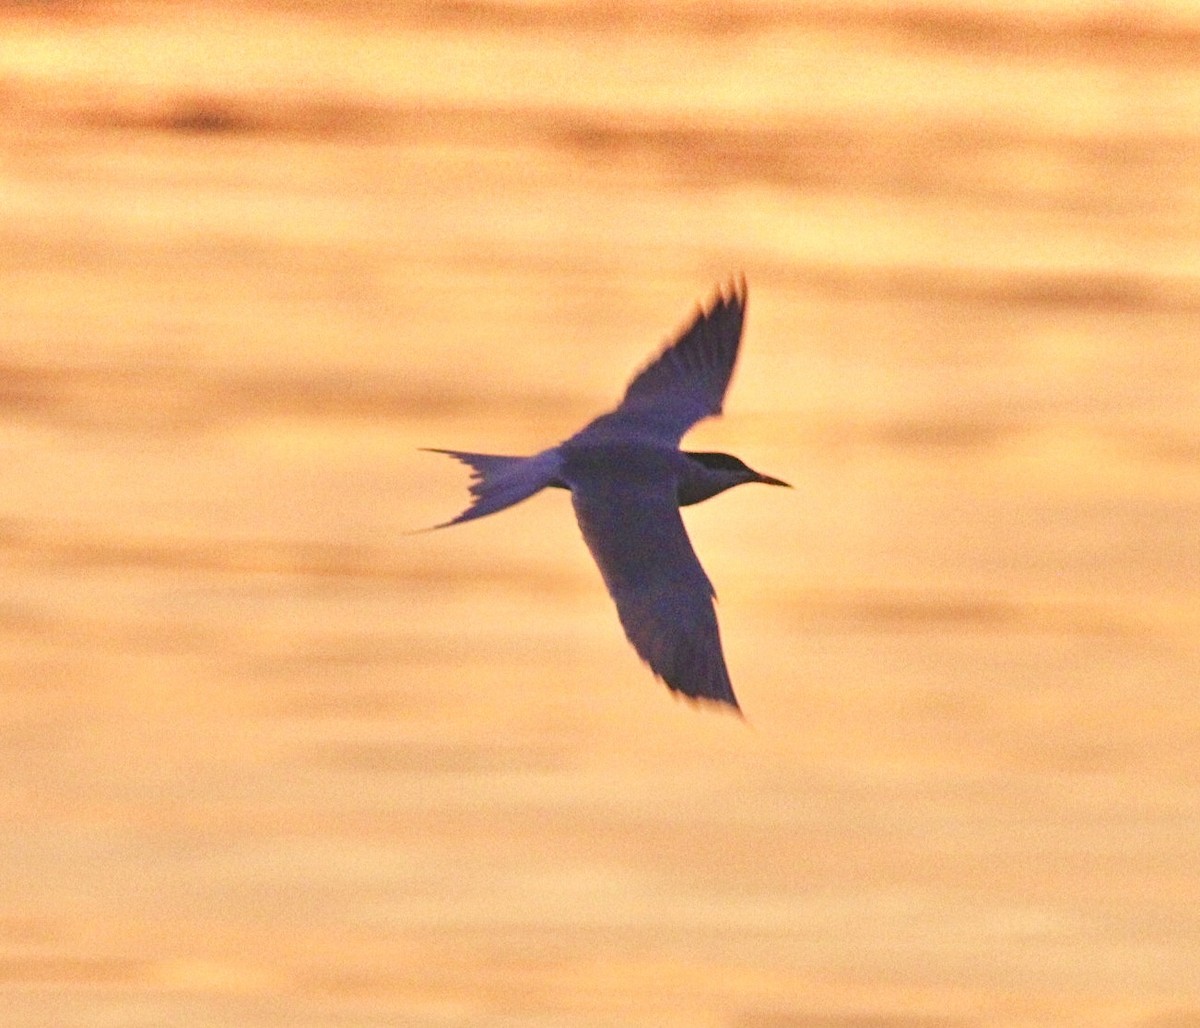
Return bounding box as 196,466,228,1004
426,279,789,710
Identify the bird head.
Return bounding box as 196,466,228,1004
680,451,791,505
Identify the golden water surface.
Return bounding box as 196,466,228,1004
4,2,1200,1025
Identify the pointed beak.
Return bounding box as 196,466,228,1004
754,471,792,488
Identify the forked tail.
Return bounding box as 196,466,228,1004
423,448,564,527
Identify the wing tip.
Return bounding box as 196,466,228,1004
656,652,742,713
697,275,747,320
666,681,743,715
712,273,747,312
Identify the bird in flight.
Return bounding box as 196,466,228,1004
426,280,788,711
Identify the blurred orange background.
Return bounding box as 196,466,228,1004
3,2,1200,1025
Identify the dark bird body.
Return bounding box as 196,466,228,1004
426,281,788,710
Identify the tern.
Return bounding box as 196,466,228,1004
426,280,789,710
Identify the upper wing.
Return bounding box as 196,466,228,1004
567,456,739,708
572,279,747,446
